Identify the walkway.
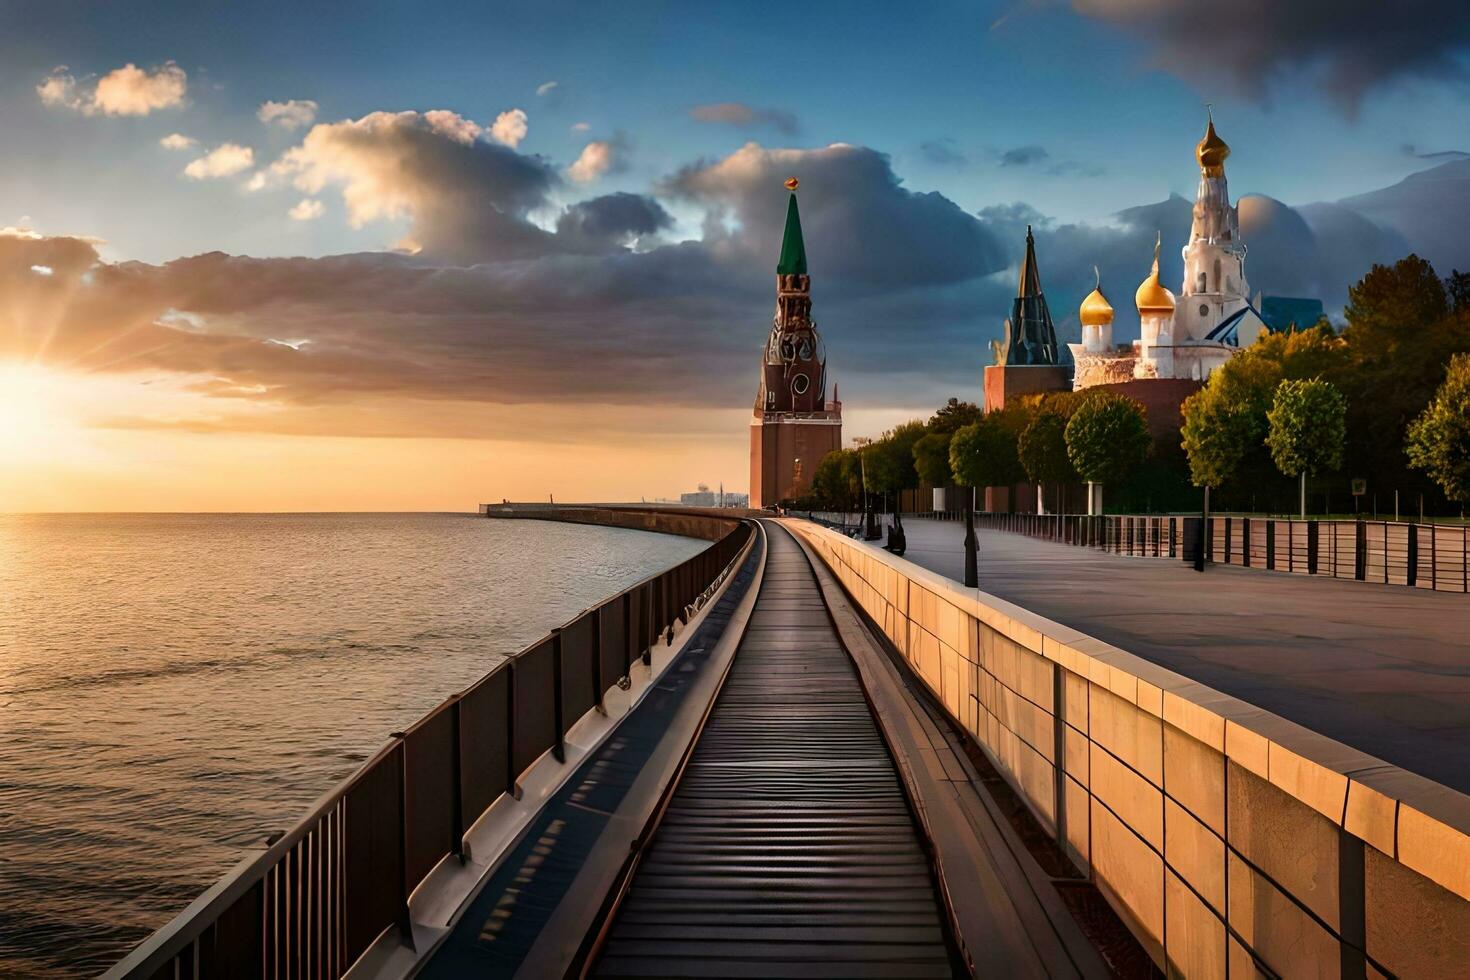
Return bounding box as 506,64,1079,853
593,524,955,977
898,518,1470,794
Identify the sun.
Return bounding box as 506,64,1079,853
0,363,86,464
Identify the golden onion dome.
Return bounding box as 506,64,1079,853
1196,116,1230,177
1079,267,1114,325
1136,233,1176,314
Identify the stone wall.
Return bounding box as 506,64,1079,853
787,520,1470,978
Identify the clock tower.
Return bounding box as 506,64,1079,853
749,180,842,508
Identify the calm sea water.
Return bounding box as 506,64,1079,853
0,513,705,977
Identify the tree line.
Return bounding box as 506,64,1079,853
797,255,1470,518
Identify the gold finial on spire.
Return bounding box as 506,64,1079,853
1080,264,1114,326
1196,108,1230,177
784,176,800,191
1135,231,1175,313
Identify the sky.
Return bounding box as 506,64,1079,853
3,0,1470,510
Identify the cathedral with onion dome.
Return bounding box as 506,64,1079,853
1070,114,1270,389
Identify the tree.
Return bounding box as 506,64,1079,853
1065,392,1150,514
1266,378,1347,518
950,413,1025,492
1446,270,1470,316
1179,353,1280,489
810,449,862,513
928,398,983,435
1017,411,1076,513
1344,254,1449,358
1407,353,1470,504
912,432,954,488
947,417,1027,588
862,420,926,525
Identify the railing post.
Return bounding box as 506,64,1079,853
394,742,415,949
1407,524,1418,588
1355,521,1367,581
551,628,566,763
622,591,635,677
1308,522,1319,575
451,698,467,861
1242,518,1252,568
642,586,654,665
593,606,605,710
1266,520,1275,570
506,661,519,797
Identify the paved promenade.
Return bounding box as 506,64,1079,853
897,518,1470,794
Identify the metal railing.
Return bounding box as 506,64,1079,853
961,512,1470,593
106,518,754,980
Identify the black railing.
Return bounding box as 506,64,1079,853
106,518,754,980
960,512,1470,593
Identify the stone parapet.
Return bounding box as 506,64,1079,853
786,520,1470,978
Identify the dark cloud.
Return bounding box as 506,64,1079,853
277,110,560,263
919,138,967,168
999,145,1049,167
1069,0,1470,112
6,138,1468,438
665,142,1008,289
1402,144,1470,162
554,192,673,251
689,103,799,135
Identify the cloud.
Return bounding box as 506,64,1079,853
919,138,967,168
184,143,255,180
567,139,618,183
571,121,591,133
536,81,559,96
40,62,189,116
258,99,319,129
999,145,1049,167
270,109,557,261
1068,0,1470,112
690,102,799,135
489,108,528,148
554,192,673,250
288,198,324,221
8,134,1464,447
667,142,1007,289
1401,144,1470,162
36,70,81,110
160,133,197,151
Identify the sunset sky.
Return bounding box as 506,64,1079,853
4,1,1470,511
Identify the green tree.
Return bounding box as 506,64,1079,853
810,449,862,513
928,398,983,435
912,432,954,488
1344,254,1449,357
1180,354,1279,488
1266,378,1347,518
1406,353,1470,504
862,420,927,518
1065,392,1150,513
1017,411,1076,512
949,413,1025,492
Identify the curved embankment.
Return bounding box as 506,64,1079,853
105,509,754,980
785,518,1470,979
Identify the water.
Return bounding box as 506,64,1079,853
0,513,705,977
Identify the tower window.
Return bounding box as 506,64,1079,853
792,374,810,395
1197,272,1206,292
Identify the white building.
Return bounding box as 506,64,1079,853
1070,116,1270,389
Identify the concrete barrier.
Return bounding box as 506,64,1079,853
787,520,1470,979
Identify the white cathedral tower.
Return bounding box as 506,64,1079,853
1071,113,1268,389
1171,112,1264,355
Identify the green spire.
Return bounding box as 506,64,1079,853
776,193,807,276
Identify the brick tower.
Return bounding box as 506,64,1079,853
749,179,842,509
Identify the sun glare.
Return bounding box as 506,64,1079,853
0,363,85,463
